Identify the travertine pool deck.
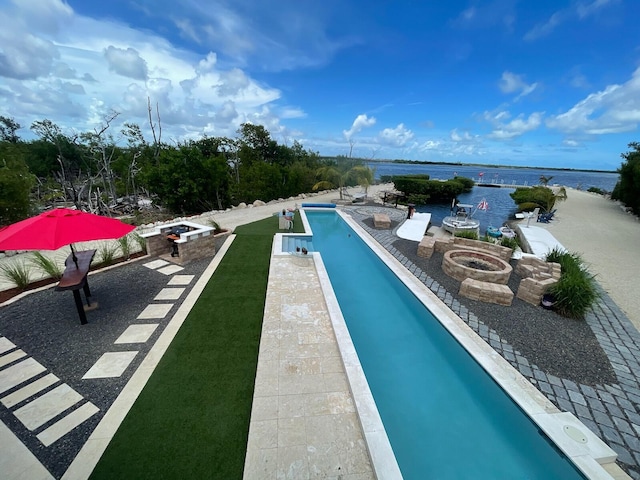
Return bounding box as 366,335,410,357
243,253,376,479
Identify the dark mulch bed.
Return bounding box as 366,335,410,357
391,237,616,387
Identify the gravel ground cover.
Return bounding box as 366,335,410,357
360,215,616,386
0,251,216,478
392,236,617,386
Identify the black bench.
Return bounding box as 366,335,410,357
55,249,96,325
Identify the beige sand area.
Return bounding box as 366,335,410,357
541,188,640,330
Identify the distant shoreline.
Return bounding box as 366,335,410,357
365,158,617,174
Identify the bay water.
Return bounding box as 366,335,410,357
368,162,620,233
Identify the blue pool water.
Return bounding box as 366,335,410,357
306,210,586,479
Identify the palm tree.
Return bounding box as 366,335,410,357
313,164,375,200
312,165,344,197
539,175,554,186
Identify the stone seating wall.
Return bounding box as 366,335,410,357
459,278,514,306
433,237,513,262
417,236,436,258
515,256,562,305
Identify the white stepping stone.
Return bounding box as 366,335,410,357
154,288,185,301
0,337,16,355
2,373,59,409
0,422,54,480
137,304,173,319
168,275,194,285
143,259,170,270
14,384,83,431
0,358,47,395
115,324,159,344
0,349,26,368
157,265,184,275
37,402,99,446
82,351,138,379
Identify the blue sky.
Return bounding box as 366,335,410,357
0,0,637,170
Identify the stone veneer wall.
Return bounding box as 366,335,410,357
174,232,215,264
143,224,223,265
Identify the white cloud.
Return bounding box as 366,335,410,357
525,0,618,41
450,129,475,142
419,140,441,151
499,71,537,100
546,67,640,135
452,1,516,31
484,111,543,139
170,1,359,72
104,46,149,81
343,114,376,140
377,124,414,147
576,0,618,19
0,1,299,141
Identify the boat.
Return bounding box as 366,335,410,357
442,204,480,235
499,224,517,238
486,225,502,238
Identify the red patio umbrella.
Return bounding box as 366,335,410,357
0,208,136,259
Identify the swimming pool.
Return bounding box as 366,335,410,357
303,209,609,479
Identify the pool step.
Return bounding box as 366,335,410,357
282,236,314,253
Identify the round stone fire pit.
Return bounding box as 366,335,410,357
442,249,512,284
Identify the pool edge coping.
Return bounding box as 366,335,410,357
332,209,620,480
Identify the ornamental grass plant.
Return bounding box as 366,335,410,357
0,260,33,290
545,247,598,319
30,252,63,280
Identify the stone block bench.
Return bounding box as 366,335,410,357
417,236,436,258
515,256,561,306
459,278,514,306
373,213,391,229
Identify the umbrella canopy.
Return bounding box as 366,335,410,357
0,208,135,251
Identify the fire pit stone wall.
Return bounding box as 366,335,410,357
442,249,513,285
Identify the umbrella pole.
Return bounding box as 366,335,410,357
70,244,79,267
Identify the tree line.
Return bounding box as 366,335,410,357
612,142,640,215
0,112,373,227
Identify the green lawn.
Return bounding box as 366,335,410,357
90,214,302,479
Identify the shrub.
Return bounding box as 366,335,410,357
407,194,430,205
500,235,519,250
587,186,606,195
454,230,479,240
545,248,599,319
30,252,63,280
391,175,473,204
0,259,32,290
510,186,557,212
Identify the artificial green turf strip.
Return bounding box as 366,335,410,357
90,215,292,479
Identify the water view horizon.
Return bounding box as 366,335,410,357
368,161,620,234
